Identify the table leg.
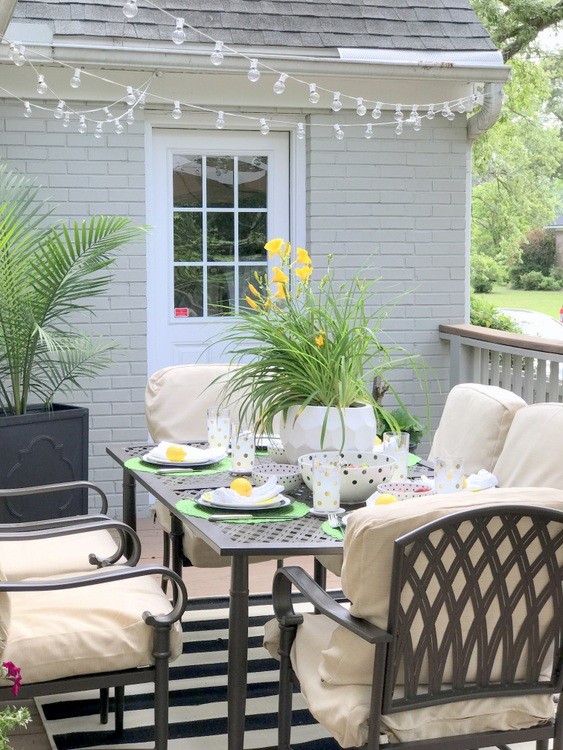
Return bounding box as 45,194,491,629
122,469,137,558
227,555,249,750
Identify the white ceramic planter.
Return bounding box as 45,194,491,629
279,404,377,464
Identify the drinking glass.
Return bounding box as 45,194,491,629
206,408,230,451
434,456,464,493
312,458,341,514
230,423,255,475
382,431,410,481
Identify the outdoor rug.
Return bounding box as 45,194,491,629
36,593,342,750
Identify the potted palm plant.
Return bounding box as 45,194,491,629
217,238,427,463
0,163,145,521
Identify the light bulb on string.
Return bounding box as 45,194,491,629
426,104,435,120
14,46,26,66
70,68,81,88
215,111,225,129
104,107,113,122
122,0,138,19
365,123,373,140
297,122,305,140
210,41,224,66
332,92,342,112
95,121,103,139
356,97,366,116
442,103,454,121
475,91,484,105
371,102,382,120
334,123,344,140
36,75,48,95
172,18,186,45
172,100,182,119
78,116,87,134
394,103,403,122
273,73,287,95
23,101,32,118
455,99,466,113
395,120,403,135
248,59,260,83
115,120,124,134
413,115,422,132
125,86,136,106
409,104,418,121
308,83,320,104
62,111,71,128
126,109,135,125
54,100,65,119
259,118,269,135
8,43,16,61
138,93,146,109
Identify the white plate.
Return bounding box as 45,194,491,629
142,452,227,468
196,491,291,511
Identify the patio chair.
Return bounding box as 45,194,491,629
266,491,563,750
145,363,278,571
0,518,187,750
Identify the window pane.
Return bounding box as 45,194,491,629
238,156,267,208
208,213,234,262
174,266,203,317
207,156,234,207
239,264,268,310
239,213,267,261
173,155,202,207
174,212,202,261
208,266,234,317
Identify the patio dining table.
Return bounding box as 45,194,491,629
107,442,349,750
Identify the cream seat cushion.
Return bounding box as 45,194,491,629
0,529,120,580
428,383,526,474
1,568,183,684
493,402,563,489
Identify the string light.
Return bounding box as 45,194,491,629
308,83,320,104
365,123,373,139
259,117,269,135
23,101,32,118
36,74,47,95
171,18,186,45
426,104,435,120
94,121,103,138
356,97,366,116
122,0,138,19
372,102,382,120
126,109,135,125
334,123,344,140
104,107,113,121
297,122,305,140
78,115,87,134
442,103,455,121
8,42,16,60
248,59,260,83
455,98,466,113
172,100,182,119
395,120,403,135
332,92,342,112
273,73,287,95
215,110,225,129
125,86,136,106
54,100,65,119
115,120,124,134
394,104,403,122
62,111,71,127
70,68,81,88
210,41,224,66
13,45,25,66
138,92,147,109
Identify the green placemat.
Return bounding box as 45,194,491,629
321,520,344,541
408,453,421,467
175,497,310,523
125,456,232,475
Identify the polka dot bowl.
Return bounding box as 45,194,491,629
252,462,302,494
366,480,436,505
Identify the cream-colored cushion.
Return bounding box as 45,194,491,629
264,613,554,747
0,530,119,580
0,567,10,656
493,403,563,489
428,383,526,474
2,569,183,684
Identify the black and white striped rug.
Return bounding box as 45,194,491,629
36,594,340,749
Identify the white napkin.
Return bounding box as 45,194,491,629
149,441,226,463
465,469,498,492
212,476,284,506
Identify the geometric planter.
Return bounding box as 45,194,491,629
0,404,88,522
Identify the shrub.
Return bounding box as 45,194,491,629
510,228,557,287
470,295,522,333
471,253,504,293
517,271,562,291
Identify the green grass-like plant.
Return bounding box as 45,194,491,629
0,163,146,415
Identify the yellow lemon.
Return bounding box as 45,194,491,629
374,436,382,446
229,477,253,497
375,493,398,505
461,475,468,489
165,445,187,462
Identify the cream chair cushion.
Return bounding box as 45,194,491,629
0,569,10,652
0,530,119,580
1,569,183,684
263,612,554,748
428,383,526,474
493,402,563,490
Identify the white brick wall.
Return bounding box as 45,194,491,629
0,99,471,514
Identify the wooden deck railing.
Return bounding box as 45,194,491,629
439,324,563,404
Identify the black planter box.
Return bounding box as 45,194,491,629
0,404,88,522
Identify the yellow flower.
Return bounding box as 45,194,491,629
315,332,325,346
296,247,311,265
295,264,312,283
248,282,260,297
245,295,259,310
273,283,287,299
281,242,292,260
264,238,285,257
272,267,289,284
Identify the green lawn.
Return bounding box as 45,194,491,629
475,285,563,320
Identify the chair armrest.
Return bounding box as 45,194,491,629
0,481,108,514
0,518,141,567
0,565,188,626
273,566,391,645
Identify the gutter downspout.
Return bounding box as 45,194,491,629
467,81,504,141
